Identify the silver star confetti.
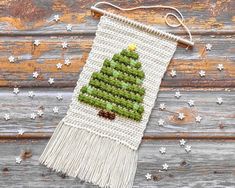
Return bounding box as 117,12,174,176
33,71,39,78
56,93,63,101
162,163,168,171
170,70,176,77
62,42,68,49
158,119,165,126
34,40,40,46
8,55,15,63
4,114,10,121
185,145,192,153
66,24,72,31
199,70,206,77
206,43,212,51
217,64,224,71
216,97,223,105
180,139,186,146
159,147,166,154
159,103,166,110
53,15,60,22
13,88,20,95
56,63,63,69
195,115,202,123
64,58,71,66
188,100,194,107
53,107,59,114
15,156,22,164
178,113,185,120
28,91,35,98
175,91,181,99
48,78,54,85
18,129,25,135
145,173,152,180
30,113,37,120
37,110,44,117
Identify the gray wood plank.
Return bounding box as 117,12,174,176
0,139,235,188
0,88,234,137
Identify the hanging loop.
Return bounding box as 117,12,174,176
91,2,194,47
164,13,192,42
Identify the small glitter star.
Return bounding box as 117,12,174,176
28,91,35,98
170,70,176,77
206,43,212,51
216,97,223,105
145,173,152,180
180,139,186,146
188,100,194,107
62,42,68,49
33,71,39,78
159,147,166,154
53,107,59,114
66,24,72,31
37,110,44,117
8,55,15,63
4,114,10,121
34,40,40,46
195,115,202,123
178,113,185,120
159,103,166,110
217,64,224,71
18,129,25,135
158,119,165,126
13,88,20,95
185,145,191,153
56,93,63,101
15,156,22,164
199,70,206,77
175,91,181,99
56,63,63,69
53,15,60,22
30,113,36,120
48,78,54,85
162,163,168,171
64,58,71,66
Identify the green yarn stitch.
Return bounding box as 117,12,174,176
91,72,145,96
78,94,142,121
77,45,145,121
89,79,143,103
103,59,145,79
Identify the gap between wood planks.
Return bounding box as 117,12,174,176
0,30,234,37
1,132,235,140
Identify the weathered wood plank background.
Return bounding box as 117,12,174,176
1,140,235,187
0,0,234,187
0,88,235,136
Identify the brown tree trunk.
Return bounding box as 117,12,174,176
98,110,116,120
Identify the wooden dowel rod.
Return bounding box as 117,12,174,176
91,6,194,47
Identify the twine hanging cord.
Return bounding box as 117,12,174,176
92,2,193,46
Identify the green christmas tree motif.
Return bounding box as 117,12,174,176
78,44,145,121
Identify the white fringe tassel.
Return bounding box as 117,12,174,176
39,121,138,188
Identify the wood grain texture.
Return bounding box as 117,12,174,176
0,1,234,187
0,35,234,88
0,88,234,138
0,0,234,35
0,139,235,188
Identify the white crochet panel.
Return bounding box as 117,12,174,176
63,15,177,150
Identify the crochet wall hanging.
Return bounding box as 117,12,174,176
39,2,194,188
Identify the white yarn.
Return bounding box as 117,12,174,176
40,15,177,188
40,122,138,188
64,15,177,150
